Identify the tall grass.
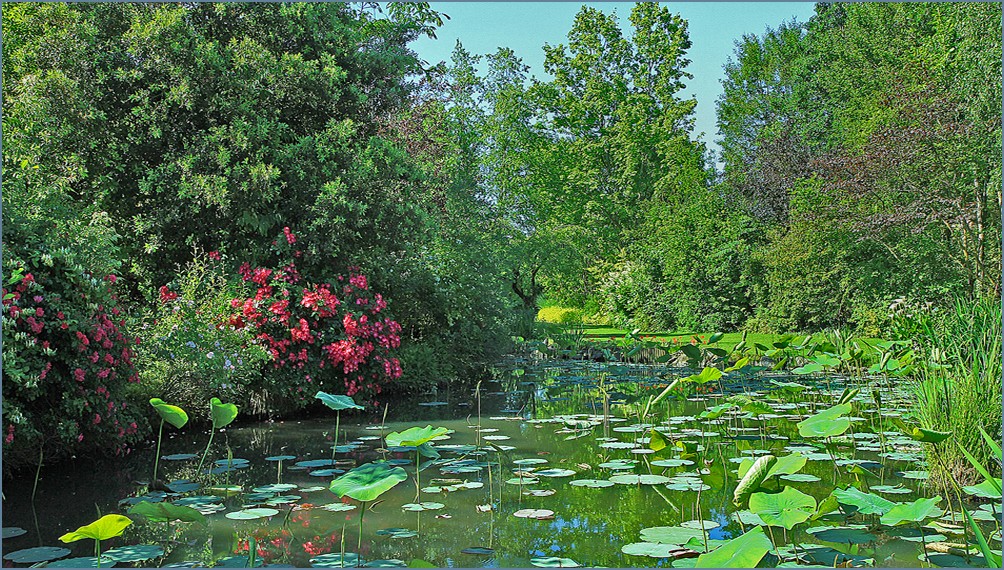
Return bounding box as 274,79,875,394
912,296,1002,486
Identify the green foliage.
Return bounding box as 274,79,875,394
536,306,584,326
137,255,268,415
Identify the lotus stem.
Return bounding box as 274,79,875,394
196,425,216,479
31,444,43,503
331,411,340,464
357,501,366,555
152,419,165,486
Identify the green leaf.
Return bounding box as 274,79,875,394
880,496,943,526
209,398,238,429
832,486,896,516
737,454,806,480
684,367,723,384
963,478,1003,500
385,426,449,448
963,506,1003,568
733,454,775,506
907,427,951,443
59,515,132,543
149,398,188,429
127,501,207,524
681,344,701,361
315,391,364,411
648,429,668,452
708,332,724,344
797,404,851,438
329,462,407,502
749,486,816,530
694,526,773,568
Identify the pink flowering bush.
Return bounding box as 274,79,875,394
226,227,403,408
2,252,147,469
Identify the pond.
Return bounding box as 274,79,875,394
2,357,998,568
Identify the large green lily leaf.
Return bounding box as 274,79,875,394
59,515,133,543
694,526,773,568
329,462,407,502
315,391,364,411
907,427,952,444
150,398,188,429
880,496,943,526
733,455,775,506
210,398,238,429
385,426,449,448
832,486,896,516
797,404,851,438
738,454,806,480
684,367,723,384
128,501,207,524
749,486,816,530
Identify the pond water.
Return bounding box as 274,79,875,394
2,357,999,568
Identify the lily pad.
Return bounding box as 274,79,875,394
609,474,672,485
45,557,116,568
529,557,579,567
622,542,691,558
401,502,445,512
376,528,418,539
535,468,577,478
881,496,943,526
309,553,360,568
2,527,27,539
329,462,407,502
315,391,364,411
4,547,72,564
640,526,705,544
102,544,165,563
225,508,279,520
749,486,816,529
832,486,896,516
320,503,357,512
513,508,554,520
570,479,615,488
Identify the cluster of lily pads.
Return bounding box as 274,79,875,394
4,351,1001,568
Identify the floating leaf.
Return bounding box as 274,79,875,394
569,479,614,488
4,547,72,564
513,509,554,520
2,527,27,539
529,557,579,567
102,545,164,563
640,526,704,544
45,556,115,568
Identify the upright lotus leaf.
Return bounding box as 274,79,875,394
127,501,207,524
59,515,133,543
149,399,188,428
738,454,806,480
733,455,776,506
329,462,407,502
315,391,364,411
832,486,897,516
648,429,668,452
749,486,816,530
210,398,238,429
907,427,952,444
811,492,842,521
797,403,852,438
684,367,723,384
880,496,943,526
385,426,449,448
694,526,773,568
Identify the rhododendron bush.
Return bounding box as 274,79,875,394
1,251,147,468
223,227,402,407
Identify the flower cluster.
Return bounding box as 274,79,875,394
2,260,146,465
227,228,402,405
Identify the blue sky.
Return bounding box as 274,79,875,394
409,2,817,160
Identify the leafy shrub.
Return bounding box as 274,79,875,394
536,306,584,325
137,253,270,417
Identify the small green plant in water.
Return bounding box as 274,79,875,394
329,462,408,556
59,514,132,568
149,398,188,487
196,397,239,477
315,391,364,464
